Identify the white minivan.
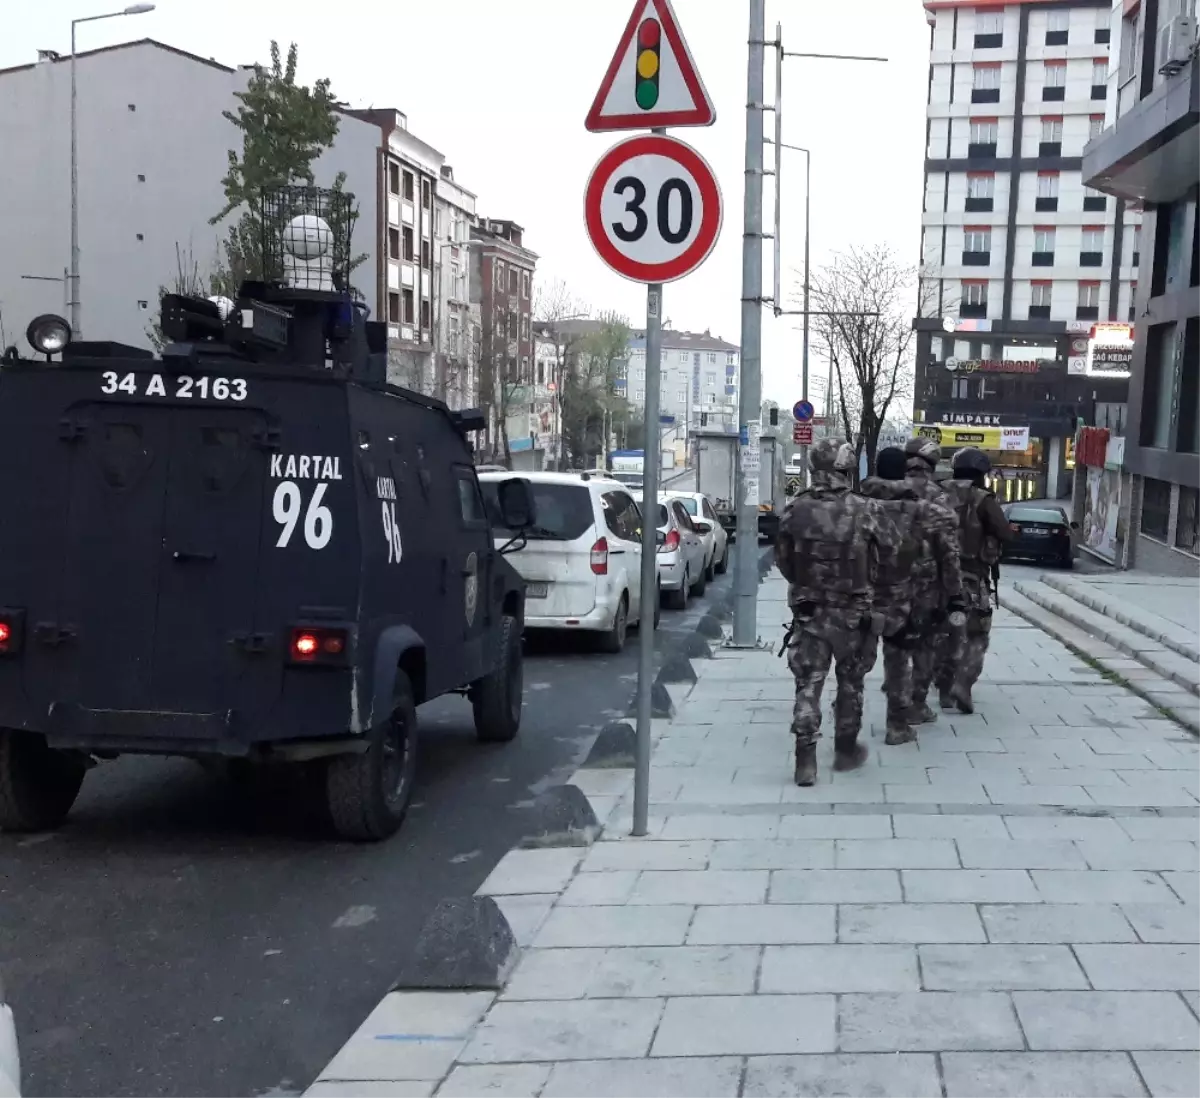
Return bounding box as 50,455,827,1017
478,472,657,652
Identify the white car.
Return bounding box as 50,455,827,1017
663,491,729,580
0,975,18,1098
654,496,710,610
478,472,656,652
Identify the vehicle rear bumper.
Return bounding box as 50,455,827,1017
524,589,621,633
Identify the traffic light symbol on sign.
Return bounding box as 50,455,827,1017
635,19,661,110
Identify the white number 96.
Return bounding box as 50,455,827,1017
273,481,333,550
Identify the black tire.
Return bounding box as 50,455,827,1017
325,674,418,841
472,613,523,741
598,595,629,654
692,563,708,596
666,570,689,610
653,584,662,629
704,551,716,583
1060,554,1074,569
0,730,86,833
714,543,729,575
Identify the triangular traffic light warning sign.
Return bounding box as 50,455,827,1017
585,0,716,132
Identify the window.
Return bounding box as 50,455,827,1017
1033,227,1056,262
961,281,989,317
707,352,717,364
634,388,644,401
1041,117,1063,142
1036,172,1059,211
403,172,414,201
967,174,995,198
522,273,530,299
509,269,518,294
1083,187,1107,212
1031,282,1053,307
635,367,645,381
976,9,1003,35
421,238,432,269
973,65,1000,89
1119,8,1140,83
1091,59,1108,98
1082,226,1104,252
483,481,592,540
705,372,716,386
602,491,642,541
420,299,431,330
388,163,400,195
678,388,688,403
1089,114,1106,139
388,227,400,259
455,468,487,526
1044,62,1066,86
1077,281,1101,317
1129,224,1141,264
402,227,414,262
726,353,737,365
401,288,415,324
1141,478,1171,540
388,292,400,323
963,227,991,256
421,179,431,210
1046,9,1069,44
1094,7,1111,44
969,118,999,146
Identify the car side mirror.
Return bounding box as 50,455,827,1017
497,477,536,529
1070,521,1080,530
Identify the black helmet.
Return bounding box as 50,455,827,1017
952,447,992,476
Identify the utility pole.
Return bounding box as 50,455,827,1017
731,0,766,648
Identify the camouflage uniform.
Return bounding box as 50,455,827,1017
935,468,1014,711
859,470,963,744
775,439,885,784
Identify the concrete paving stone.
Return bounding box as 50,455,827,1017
1183,990,1200,1018
838,903,986,944
779,783,890,805
571,770,635,797
1133,1052,1200,1098
582,839,713,872
1089,785,1200,808
476,848,584,896
1032,870,1182,904
1076,840,1199,871
492,895,557,949
834,839,959,869
502,947,604,1001
1118,820,1200,844
437,1064,553,1097
1145,746,1200,771
769,869,902,904
628,869,769,906
1021,767,1133,787
902,869,1040,903
838,992,1024,1051
308,1083,434,1097
1164,872,1199,904
317,991,495,1083
660,814,782,839
1013,990,1200,1051
892,814,1010,840
760,944,920,993
985,783,1097,806
588,945,761,998
940,1052,1148,1098
1005,816,1133,842
957,838,1088,869
980,902,1139,943
884,783,992,804
542,1056,743,1098
920,737,1007,753
777,815,892,839
460,998,663,1063
687,904,835,945
919,944,1089,990
535,905,694,948
709,839,835,870
1075,944,1200,990
742,1053,941,1097
558,871,640,906
1121,903,1200,944
651,994,837,1057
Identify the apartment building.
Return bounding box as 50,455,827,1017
1081,0,1198,572
914,0,1140,501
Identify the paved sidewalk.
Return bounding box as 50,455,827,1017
309,571,1200,1098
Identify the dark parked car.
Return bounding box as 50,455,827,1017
1001,503,1078,568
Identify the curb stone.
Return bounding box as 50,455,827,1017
304,547,772,1096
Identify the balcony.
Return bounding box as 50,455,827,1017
971,88,1001,104
1029,305,1052,319
965,196,995,212
1035,196,1060,212
1039,140,1062,156
960,301,988,319
1032,251,1055,267
1080,251,1104,267
1076,305,1100,320
962,250,992,266
1042,85,1066,102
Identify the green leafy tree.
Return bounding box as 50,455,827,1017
210,41,364,290
561,312,631,466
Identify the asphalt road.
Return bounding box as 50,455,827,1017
0,568,741,1098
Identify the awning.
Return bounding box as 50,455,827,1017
915,425,1031,451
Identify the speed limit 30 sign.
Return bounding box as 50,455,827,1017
584,133,722,284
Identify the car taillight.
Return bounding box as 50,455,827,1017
288,625,350,667
590,537,609,575
658,529,680,554
0,609,25,657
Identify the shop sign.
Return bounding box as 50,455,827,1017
944,412,1003,426
944,357,1041,375
915,424,1031,451
1087,322,1134,378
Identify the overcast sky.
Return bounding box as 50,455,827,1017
8,0,930,410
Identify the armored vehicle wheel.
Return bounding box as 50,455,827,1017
471,613,522,743
325,676,418,841
0,730,86,833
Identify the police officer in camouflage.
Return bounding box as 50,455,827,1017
936,447,1015,712
775,438,885,786
903,436,958,716
860,447,965,745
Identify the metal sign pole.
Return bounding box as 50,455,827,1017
732,0,766,648
632,279,662,838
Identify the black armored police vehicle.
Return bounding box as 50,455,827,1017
0,186,536,841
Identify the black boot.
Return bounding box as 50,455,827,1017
794,742,818,786
885,720,918,746
953,685,975,714
938,686,955,710
833,736,868,771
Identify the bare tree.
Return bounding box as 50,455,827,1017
533,278,591,468
561,312,631,467
806,244,931,480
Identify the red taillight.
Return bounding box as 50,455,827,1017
658,529,680,554
288,625,349,666
590,537,609,575
0,623,10,647
0,609,24,657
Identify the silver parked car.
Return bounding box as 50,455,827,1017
653,497,709,610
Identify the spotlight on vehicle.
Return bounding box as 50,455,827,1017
26,313,72,358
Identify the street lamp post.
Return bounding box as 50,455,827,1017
69,3,155,338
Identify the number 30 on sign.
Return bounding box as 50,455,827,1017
584,133,722,284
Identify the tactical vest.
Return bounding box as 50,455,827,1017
780,489,874,603
943,479,1000,565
